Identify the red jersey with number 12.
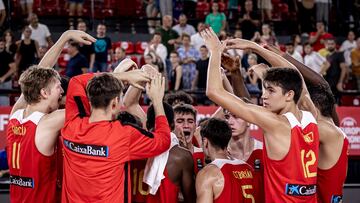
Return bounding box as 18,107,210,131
263,111,319,203
7,110,57,203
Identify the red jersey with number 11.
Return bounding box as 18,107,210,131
263,111,319,203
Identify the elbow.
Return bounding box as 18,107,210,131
206,87,220,100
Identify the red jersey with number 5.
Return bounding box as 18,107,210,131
7,110,57,203
263,111,319,203
212,159,255,203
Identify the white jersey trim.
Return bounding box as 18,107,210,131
10,109,45,125
211,158,247,168
253,139,263,150
194,146,203,153
283,111,317,129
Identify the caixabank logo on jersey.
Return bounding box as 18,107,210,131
331,195,343,203
285,184,316,196
340,117,360,151
63,139,109,157
10,175,34,188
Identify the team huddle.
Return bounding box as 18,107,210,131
6,28,348,203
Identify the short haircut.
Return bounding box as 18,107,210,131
170,51,179,56
200,45,208,50
263,68,303,104
60,75,69,96
153,32,161,37
173,103,197,120
69,40,80,50
248,53,258,61
19,66,61,104
86,73,123,109
303,41,312,47
181,33,191,40
164,91,193,106
146,102,175,131
307,83,335,118
200,118,232,150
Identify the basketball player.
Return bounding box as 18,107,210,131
196,118,255,203
204,27,319,202
6,30,96,203
264,44,348,203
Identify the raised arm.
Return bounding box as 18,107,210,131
39,30,96,68
204,28,280,133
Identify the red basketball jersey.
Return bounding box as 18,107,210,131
131,159,149,203
56,136,64,203
317,128,349,203
246,139,264,203
263,111,319,203
192,147,205,174
146,168,179,203
7,110,57,203
211,159,255,203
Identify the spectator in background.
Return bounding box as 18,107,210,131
340,30,357,67
238,0,260,40
303,42,329,74
169,51,183,91
260,24,278,47
285,42,303,63
292,34,303,54
172,14,196,36
183,0,196,18
20,0,33,21
159,0,172,17
3,30,17,59
177,33,199,90
0,38,16,106
193,45,209,91
16,26,39,75
157,15,179,56
309,21,333,51
205,2,226,35
27,14,53,48
245,53,261,94
324,38,347,99
34,46,48,64
68,0,84,26
351,37,360,90
144,51,165,77
0,0,5,29
111,47,127,71
65,41,88,78
77,21,95,67
316,0,330,27
91,23,112,72
145,0,160,34
144,32,168,67
228,0,239,21
191,22,206,52
258,0,272,22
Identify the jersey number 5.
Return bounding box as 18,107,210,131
301,149,316,178
241,185,255,203
12,142,21,169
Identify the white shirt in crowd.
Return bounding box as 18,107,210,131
172,24,196,36
340,40,357,66
288,51,303,63
191,32,205,52
144,43,168,65
22,23,51,47
0,0,5,10
304,51,326,73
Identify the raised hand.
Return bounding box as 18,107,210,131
63,30,96,45
146,73,165,104
116,69,151,90
226,38,257,50
221,53,241,72
248,63,269,80
141,64,159,79
201,27,226,53
113,58,138,73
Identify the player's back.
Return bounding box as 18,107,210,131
246,139,264,203
317,126,349,203
7,109,57,203
263,111,319,203
211,159,255,203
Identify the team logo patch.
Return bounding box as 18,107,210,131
197,159,204,171
10,175,34,188
331,195,343,203
63,139,109,157
303,132,314,144
254,159,261,170
285,184,316,196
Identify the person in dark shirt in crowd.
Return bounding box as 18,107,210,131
16,26,40,75
66,41,88,78
77,21,95,66
0,38,16,105
111,47,127,71
193,45,209,91
91,23,112,72
237,0,260,40
156,15,179,56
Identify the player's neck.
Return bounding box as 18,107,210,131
228,134,253,160
279,103,301,120
211,150,229,161
24,101,51,116
89,108,113,123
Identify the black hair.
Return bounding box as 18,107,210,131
164,91,193,106
60,75,69,95
263,68,303,104
307,83,335,118
200,118,232,150
146,102,175,131
173,103,197,120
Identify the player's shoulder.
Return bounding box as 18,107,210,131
170,145,193,163
198,163,221,178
